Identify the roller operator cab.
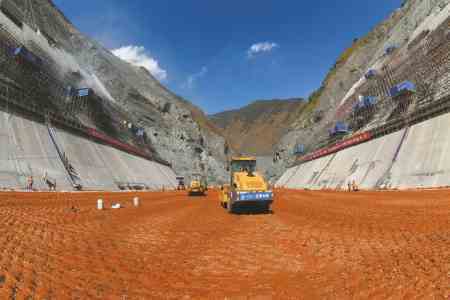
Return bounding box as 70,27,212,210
188,173,207,196
220,157,273,213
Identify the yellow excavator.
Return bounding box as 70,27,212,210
220,156,273,213
188,173,207,196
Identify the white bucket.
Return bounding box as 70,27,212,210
133,197,139,207
97,199,104,210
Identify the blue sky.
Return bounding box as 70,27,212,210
53,0,402,114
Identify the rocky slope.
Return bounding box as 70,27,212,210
271,0,449,181
207,0,448,183
11,0,229,183
4,0,447,185
210,98,306,156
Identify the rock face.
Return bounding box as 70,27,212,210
276,0,450,191
207,0,449,183
3,0,446,186
209,98,306,183
10,0,229,184
210,98,306,156
272,0,449,180
207,0,448,183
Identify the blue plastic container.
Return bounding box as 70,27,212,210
385,45,397,55
13,46,43,66
294,144,305,155
330,122,349,135
389,81,416,98
76,88,91,97
364,69,377,79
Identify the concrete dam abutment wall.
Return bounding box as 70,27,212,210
0,110,177,191
277,111,450,190
0,6,178,191
277,6,450,191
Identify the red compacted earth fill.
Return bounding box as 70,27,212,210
0,189,448,299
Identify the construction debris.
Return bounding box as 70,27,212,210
111,203,122,209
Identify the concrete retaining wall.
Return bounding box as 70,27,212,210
0,112,72,190
277,112,450,190
0,111,177,191
388,112,450,189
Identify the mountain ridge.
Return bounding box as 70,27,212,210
209,98,306,156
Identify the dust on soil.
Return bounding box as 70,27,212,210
0,189,448,299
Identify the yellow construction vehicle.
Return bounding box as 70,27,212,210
188,173,207,196
220,156,273,213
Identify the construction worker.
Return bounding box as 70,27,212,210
276,151,281,161
347,182,352,192
26,175,34,191
352,180,359,192
43,172,56,191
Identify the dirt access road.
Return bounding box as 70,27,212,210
0,189,448,299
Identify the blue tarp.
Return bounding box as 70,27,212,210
335,122,348,132
136,128,145,137
385,45,397,55
389,81,416,98
364,69,377,79
13,46,43,66
364,96,378,106
76,88,90,97
353,102,363,110
294,144,305,155
330,122,349,135
354,96,378,110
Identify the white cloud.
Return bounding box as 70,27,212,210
247,42,279,58
111,45,167,81
182,66,208,89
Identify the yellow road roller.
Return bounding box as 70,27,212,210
220,156,273,213
188,173,207,196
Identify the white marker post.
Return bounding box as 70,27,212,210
97,199,104,210
133,197,139,207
